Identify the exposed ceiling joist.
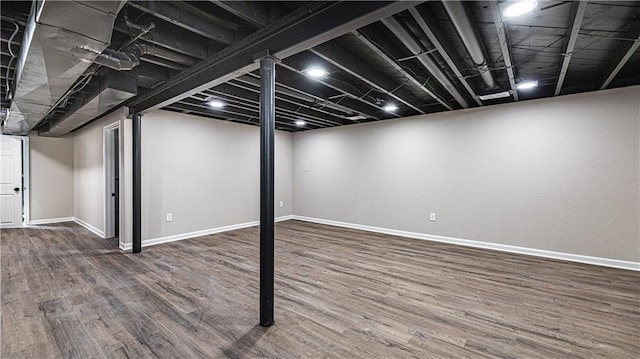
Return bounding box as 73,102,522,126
127,1,236,45
352,30,453,111
237,74,363,121
555,1,588,96
129,1,420,114
600,20,640,89
253,67,379,120
172,2,240,31
238,74,315,102
210,1,269,28
141,56,187,71
165,102,265,127
381,16,468,109
221,80,352,125
178,98,261,122
201,88,339,129
113,18,210,60
310,44,426,114
145,45,199,67
244,72,374,121
131,62,177,83
409,7,482,106
489,1,519,101
278,62,398,118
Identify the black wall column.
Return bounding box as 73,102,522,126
132,112,142,254
259,55,276,327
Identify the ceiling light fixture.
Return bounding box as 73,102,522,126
516,80,538,90
208,99,225,108
295,119,306,127
478,91,512,101
502,0,538,18
383,104,398,112
304,67,328,78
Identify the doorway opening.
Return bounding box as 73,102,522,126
104,122,120,239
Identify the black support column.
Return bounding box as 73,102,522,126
132,113,142,253
258,54,276,327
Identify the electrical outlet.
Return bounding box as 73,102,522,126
166,213,173,222
279,201,284,208
429,212,436,222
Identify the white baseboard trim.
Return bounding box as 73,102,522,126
0,224,25,229
29,217,75,225
292,215,640,272
73,217,105,238
276,215,295,222
119,241,128,251
119,215,294,251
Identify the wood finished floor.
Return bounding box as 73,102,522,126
1,220,639,358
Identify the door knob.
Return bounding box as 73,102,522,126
13,187,20,192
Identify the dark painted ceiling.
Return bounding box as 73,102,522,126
1,1,639,135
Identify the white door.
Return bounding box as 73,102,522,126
0,136,23,226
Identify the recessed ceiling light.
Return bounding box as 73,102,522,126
502,0,538,18
516,80,538,90
295,119,306,126
208,99,225,108
383,104,398,112
304,67,328,78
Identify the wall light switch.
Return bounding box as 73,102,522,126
166,213,173,222
429,212,436,222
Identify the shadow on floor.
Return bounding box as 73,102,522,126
222,324,270,359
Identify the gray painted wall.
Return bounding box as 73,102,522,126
141,110,293,240
292,86,640,262
29,134,74,221
73,109,128,235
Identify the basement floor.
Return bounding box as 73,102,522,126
1,221,639,358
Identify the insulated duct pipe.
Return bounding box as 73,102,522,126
381,16,469,108
441,1,497,90
72,43,154,71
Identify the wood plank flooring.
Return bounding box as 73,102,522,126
1,220,639,358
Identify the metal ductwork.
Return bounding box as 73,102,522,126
441,1,497,91
39,69,137,137
2,0,126,136
72,43,154,71
381,16,469,109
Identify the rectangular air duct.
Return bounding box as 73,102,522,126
2,0,126,135
39,69,136,137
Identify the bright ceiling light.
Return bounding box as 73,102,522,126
304,67,328,78
479,91,511,101
295,119,306,127
208,99,225,108
502,0,538,18
383,104,398,112
516,80,538,90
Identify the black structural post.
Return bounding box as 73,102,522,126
132,112,142,254
259,54,276,327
